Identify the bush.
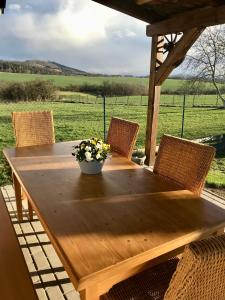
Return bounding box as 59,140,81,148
61,80,147,96
0,80,56,102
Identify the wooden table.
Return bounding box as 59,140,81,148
4,141,225,300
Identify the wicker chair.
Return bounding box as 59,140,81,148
12,111,55,147
153,135,215,195
102,234,225,300
12,111,55,220
107,117,140,160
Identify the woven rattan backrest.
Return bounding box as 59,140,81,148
107,117,139,160
164,234,225,300
153,135,215,195
12,111,55,147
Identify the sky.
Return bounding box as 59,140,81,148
0,0,150,75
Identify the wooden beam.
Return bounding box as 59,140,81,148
145,28,204,165
156,28,204,85
136,0,162,4
92,0,153,23
137,0,206,5
145,36,163,166
146,4,225,36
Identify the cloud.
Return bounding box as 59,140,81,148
0,0,150,75
8,3,21,11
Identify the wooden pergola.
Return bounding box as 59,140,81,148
92,0,225,166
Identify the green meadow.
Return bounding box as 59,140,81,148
0,72,221,94
0,101,224,187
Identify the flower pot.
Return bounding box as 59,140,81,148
78,160,104,175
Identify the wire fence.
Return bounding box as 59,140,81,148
57,94,223,108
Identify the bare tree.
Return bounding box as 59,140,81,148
186,25,225,107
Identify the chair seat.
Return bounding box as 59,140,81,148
102,258,179,300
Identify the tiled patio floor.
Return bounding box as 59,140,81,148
1,185,225,300
1,185,80,300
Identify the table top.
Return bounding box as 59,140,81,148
4,141,225,291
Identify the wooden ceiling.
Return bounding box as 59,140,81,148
92,0,225,35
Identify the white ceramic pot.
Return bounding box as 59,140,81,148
131,151,146,165
78,160,104,175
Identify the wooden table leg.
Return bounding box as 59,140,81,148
12,173,23,222
28,201,33,221
80,286,100,300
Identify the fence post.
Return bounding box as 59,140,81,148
181,94,186,138
102,94,106,142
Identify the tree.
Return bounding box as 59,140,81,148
186,25,225,107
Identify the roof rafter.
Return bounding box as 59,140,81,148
136,0,162,4
147,4,225,36
92,0,153,23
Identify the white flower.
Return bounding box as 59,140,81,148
74,148,79,155
85,151,93,161
96,153,101,160
96,143,102,150
85,146,92,151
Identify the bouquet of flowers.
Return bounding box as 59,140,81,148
72,138,110,162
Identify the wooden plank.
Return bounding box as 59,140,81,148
145,35,163,166
136,0,211,5
0,189,38,300
146,4,225,36
155,28,204,85
92,0,153,23
4,142,225,298
136,0,163,4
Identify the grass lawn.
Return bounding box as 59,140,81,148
0,72,222,94
0,101,225,187
58,93,224,108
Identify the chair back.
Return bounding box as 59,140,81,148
12,111,55,147
153,135,215,195
164,234,225,300
107,117,139,159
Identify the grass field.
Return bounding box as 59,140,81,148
0,72,221,94
58,93,224,107
0,101,225,187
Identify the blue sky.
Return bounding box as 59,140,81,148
0,0,150,75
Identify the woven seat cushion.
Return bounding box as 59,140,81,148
101,258,179,300
164,234,225,300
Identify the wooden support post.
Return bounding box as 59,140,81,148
145,28,203,166
145,35,163,166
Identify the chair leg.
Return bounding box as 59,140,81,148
12,173,23,222
28,201,33,221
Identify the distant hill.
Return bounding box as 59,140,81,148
0,60,89,76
